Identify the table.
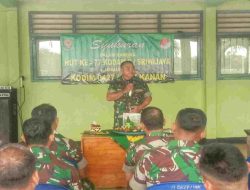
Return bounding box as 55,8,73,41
81,135,127,188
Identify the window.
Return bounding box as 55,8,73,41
174,37,201,78
33,39,61,79
217,11,250,79
30,11,203,81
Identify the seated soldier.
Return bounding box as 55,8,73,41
199,143,248,190
22,118,83,190
31,104,87,176
123,106,173,181
0,143,39,190
129,108,207,189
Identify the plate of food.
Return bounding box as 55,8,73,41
111,129,145,136
112,112,145,135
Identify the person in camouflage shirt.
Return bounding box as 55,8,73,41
130,108,207,189
123,107,174,181
106,61,152,128
31,104,87,173
22,118,83,190
0,143,38,190
51,132,87,169
199,143,248,190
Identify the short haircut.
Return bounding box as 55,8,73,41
0,143,36,189
199,143,248,185
120,60,135,69
31,104,57,126
22,118,52,145
176,108,206,132
141,106,164,130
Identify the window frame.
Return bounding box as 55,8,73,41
29,11,203,81
30,36,61,81
173,34,203,80
217,10,250,80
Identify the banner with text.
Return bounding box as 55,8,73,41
61,34,174,84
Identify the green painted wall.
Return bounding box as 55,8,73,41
0,8,8,84
216,1,250,138
0,3,20,135
1,0,248,140
0,4,19,87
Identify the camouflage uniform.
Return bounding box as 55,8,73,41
123,131,173,173
108,76,151,128
30,146,83,190
50,131,87,169
129,140,202,189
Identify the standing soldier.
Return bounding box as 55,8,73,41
106,61,152,128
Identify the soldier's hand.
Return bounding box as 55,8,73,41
123,83,134,93
130,106,141,113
